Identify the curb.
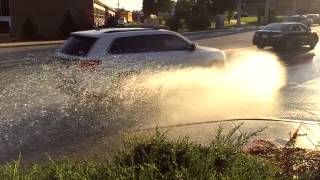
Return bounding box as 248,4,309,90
185,28,258,41
0,27,259,48
181,28,243,35
0,40,65,48
181,26,259,36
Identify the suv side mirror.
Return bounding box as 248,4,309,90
187,43,196,51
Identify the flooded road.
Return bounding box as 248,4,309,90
1,28,320,163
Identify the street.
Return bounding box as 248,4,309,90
1,27,320,162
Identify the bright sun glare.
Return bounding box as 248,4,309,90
127,50,287,126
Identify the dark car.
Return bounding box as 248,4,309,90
252,22,319,50
285,15,312,27
306,14,320,25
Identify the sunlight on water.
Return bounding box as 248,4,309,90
0,50,286,161
131,51,286,126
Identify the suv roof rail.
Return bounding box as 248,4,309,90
104,28,155,34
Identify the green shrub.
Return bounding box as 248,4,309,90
165,16,181,31
0,125,280,179
274,16,286,23
21,17,38,40
105,15,117,27
59,10,77,39
185,14,211,31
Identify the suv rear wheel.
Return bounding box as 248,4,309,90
310,41,317,49
309,34,318,49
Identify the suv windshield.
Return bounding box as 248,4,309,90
61,35,97,56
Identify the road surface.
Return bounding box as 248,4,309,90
1,26,320,162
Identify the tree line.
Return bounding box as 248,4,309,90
143,0,237,31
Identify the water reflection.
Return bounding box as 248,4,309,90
262,47,316,66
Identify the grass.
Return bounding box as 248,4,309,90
274,16,286,23
1,124,320,179
241,16,258,24
224,16,258,27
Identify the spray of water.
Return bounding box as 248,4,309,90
0,50,286,161
0,65,160,161
129,50,286,127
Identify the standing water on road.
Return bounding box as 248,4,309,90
0,50,286,162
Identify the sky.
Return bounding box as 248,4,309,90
102,0,143,11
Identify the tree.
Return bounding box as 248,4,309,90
105,15,117,27
59,10,77,39
175,0,194,19
166,0,238,31
143,0,157,18
143,0,174,18
158,0,174,13
165,16,181,31
184,0,211,31
205,0,237,16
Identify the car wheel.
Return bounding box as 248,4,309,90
310,41,317,49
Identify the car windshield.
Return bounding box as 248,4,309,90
263,23,288,31
2,0,320,178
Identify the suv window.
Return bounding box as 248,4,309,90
263,23,288,31
290,25,308,32
61,36,97,56
109,34,190,54
298,24,309,32
290,25,300,31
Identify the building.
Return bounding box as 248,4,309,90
0,0,10,33
117,10,133,22
2,0,115,39
94,0,116,26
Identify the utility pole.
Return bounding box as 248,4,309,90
236,0,242,27
264,0,271,24
117,0,120,10
292,0,296,15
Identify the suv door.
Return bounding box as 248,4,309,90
144,34,195,66
104,35,158,71
105,34,196,70
296,24,313,45
291,24,310,45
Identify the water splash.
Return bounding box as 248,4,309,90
132,50,286,127
0,50,286,161
0,64,160,161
